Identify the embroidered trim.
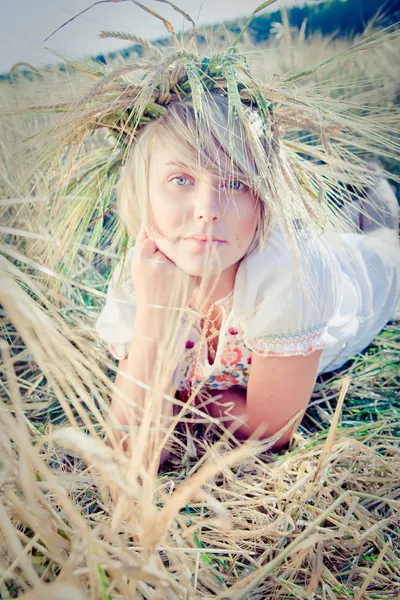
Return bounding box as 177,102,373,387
244,323,335,357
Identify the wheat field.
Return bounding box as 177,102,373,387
0,10,399,600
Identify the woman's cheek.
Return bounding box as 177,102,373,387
153,234,174,258
155,190,189,228
149,198,176,235
236,199,259,239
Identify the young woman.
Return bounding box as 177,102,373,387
96,96,400,462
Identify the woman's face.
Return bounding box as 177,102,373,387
146,140,260,278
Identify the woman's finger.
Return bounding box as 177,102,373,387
140,236,159,258
136,226,148,244
153,248,174,264
136,228,173,262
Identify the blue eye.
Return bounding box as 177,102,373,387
173,176,190,187
223,180,247,191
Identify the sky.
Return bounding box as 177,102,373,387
0,0,305,74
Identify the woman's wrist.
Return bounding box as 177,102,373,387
133,305,181,340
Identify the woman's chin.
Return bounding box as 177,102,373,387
157,241,226,277
177,257,224,278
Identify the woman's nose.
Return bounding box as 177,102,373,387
193,184,222,222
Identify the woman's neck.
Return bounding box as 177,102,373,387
190,262,239,313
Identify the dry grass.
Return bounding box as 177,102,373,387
0,281,399,598
0,6,399,599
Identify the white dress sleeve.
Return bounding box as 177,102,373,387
233,229,342,357
96,246,136,360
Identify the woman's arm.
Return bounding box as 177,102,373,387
107,227,196,466
205,350,323,450
109,307,177,465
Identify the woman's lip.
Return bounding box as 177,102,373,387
184,238,226,248
184,236,225,242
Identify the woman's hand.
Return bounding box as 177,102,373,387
131,227,196,314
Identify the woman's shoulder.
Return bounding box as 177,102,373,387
95,245,138,359
108,245,137,293
230,227,342,355
233,227,341,310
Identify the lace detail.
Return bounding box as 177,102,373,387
182,289,236,390
182,289,234,323
244,322,335,357
215,289,234,310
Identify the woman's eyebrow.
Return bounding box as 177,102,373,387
163,161,193,169
162,161,246,180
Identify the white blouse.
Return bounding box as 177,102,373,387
96,228,400,392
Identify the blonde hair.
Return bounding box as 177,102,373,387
117,93,278,255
